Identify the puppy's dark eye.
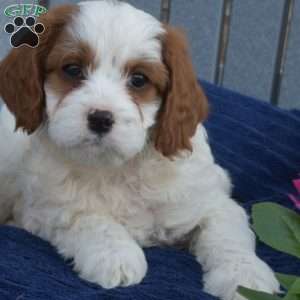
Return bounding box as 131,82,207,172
128,73,149,89
62,64,84,80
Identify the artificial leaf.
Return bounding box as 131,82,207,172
238,286,282,300
276,273,299,290
290,279,300,294
283,292,300,300
252,203,300,258
283,216,300,244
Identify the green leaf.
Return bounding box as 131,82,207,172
283,216,300,244
238,286,282,300
252,203,300,258
276,273,299,290
283,294,300,300
290,279,300,294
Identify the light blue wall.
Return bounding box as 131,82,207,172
279,1,300,109
222,0,286,102
170,0,223,83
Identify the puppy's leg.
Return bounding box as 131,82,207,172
190,196,279,300
54,215,147,289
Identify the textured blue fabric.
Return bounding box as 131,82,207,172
0,81,299,300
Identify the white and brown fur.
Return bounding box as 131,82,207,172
0,1,279,299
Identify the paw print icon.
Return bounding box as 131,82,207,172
4,16,45,48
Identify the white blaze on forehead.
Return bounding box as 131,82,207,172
72,1,164,68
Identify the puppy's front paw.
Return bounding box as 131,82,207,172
203,255,280,300
75,242,147,289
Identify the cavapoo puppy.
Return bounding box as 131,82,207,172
0,1,279,299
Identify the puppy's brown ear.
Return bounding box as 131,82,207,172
0,44,44,133
0,5,77,134
154,26,208,157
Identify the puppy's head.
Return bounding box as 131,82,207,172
0,1,208,166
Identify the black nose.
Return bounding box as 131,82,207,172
88,110,114,135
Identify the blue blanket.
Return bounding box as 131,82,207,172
0,81,299,300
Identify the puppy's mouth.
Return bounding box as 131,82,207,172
81,135,106,147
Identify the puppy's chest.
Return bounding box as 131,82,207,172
91,172,193,246
21,157,199,247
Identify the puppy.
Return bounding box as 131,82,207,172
0,1,279,299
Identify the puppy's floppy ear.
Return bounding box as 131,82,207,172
0,5,77,134
0,42,44,133
154,26,208,157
